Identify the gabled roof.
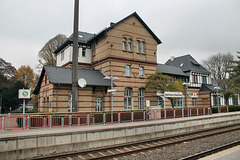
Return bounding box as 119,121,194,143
33,66,112,95
88,12,162,44
165,54,210,74
157,64,186,77
200,84,223,92
54,31,94,54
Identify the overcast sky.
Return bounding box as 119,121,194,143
0,0,239,73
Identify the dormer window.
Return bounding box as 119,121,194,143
202,76,207,84
193,74,198,84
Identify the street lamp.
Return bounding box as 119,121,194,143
104,70,119,123
182,82,190,117
214,86,221,113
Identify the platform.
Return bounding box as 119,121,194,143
0,112,240,160
200,145,240,160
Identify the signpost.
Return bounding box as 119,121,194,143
18,89,31,114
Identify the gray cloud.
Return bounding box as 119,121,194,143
0,0,239,72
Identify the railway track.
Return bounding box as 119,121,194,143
28,123,240,160
180,140,240,160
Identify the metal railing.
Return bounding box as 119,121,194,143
1,107,227,131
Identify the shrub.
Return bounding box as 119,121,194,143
228,106,240,112
212,107,219,113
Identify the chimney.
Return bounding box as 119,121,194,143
170,56,174,61
110,22,115,27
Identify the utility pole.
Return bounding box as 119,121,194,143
72,0,79,112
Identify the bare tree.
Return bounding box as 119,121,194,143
202,53,235,84
0,58,16,89
38,34,67,68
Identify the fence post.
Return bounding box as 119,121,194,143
118,112,121,123
131,112,134,122
174,109,176,118
87,114,90,126
27,115,30,129
78,117,80,126
23,116,26,129
155,110,157,120
61,117,64,127
164,110,167,119
227,106,229,112
197,108,199,116
143,111,146,121
203,108,205,115
69,115,72,127
49,115,52,128
43,117,46,128
103,113,106,124
1,116,4,132
190,109,192,117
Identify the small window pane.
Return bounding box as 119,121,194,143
136,40,140,53
139,66,144,77
122,37,127,51
82,48,86,57
142,41,145,54
126,65,131,77
124,88,132,110
128,39,132,52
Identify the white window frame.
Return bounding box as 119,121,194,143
136,40,140,53
95,97,103,111
82,48,86,57
122,37,127,51
61,51,64,61
192,98,197,107
128,38,132,52
124,88,132,110
139,66,144,78
126,65,131,77
138,88,145,110
157,96,163,108
142,41,145,54
172,98,183,108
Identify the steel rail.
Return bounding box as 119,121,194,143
26,123,240,160
180,140,240,160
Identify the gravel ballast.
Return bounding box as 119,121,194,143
117,129,240,160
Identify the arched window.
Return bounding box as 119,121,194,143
124,88,132,110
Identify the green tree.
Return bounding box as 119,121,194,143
38,34,67,68
146,72,185,108
2,81,26,113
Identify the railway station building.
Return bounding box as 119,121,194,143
33,12,233,113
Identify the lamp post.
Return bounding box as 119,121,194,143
104,70,119,123
183,82,190,117
214,86,221,113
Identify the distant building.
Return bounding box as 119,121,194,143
34,12,236,113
